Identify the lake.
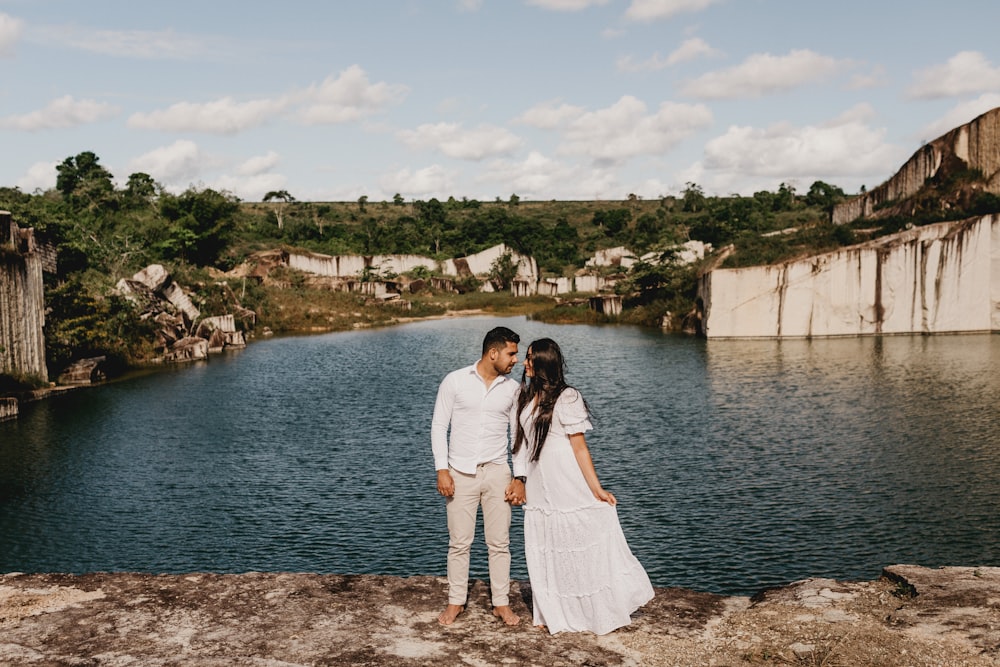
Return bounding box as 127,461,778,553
1,316,998,596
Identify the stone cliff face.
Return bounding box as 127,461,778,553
699,214,1000,338
833,106,1000,224
0,212,47,382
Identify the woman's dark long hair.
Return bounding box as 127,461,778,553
514,338,586,462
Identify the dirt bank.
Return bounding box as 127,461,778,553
2,565,999,665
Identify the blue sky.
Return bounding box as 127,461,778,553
2,0,998,203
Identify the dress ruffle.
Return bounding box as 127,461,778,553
524,503,653,635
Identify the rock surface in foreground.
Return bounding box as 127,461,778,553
1,565,999,666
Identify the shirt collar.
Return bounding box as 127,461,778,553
469,362,511,384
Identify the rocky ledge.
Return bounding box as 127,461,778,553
2,565,999,666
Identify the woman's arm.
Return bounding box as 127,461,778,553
568,432,617,506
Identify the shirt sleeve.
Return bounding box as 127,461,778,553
555,388,592,435
431,373,454,470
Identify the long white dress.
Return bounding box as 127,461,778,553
519,388,654,635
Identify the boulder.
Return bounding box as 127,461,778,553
56,356,108,385
163,337,208,362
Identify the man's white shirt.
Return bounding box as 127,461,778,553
432,364,525,477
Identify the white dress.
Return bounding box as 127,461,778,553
519,388,654,635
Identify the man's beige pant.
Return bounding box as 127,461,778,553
446,462,512,607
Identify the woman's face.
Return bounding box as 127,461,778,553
524,347,534,378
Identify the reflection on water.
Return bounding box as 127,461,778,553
1,318,998,595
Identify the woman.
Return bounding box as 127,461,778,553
514,338,654,635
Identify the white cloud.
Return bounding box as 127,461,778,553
514,100,586,128
128,96,287,134
0,95,119,130
129,142,285,200
236,151,281,177
380,165,457,199
127,140,210,189
0,12,24,57
917,94,1000,141
830,102,877,125
697,108,900,193
32,24,218,60
457,0,483,11
479,151,617,199
526,0,611,10
617,37,721,72
297,65,409,125
908,51,1000,99
558,95,713,164
15,160,59,193
625,0,721,22
398,122,523,160
847,65,886,90
681,49,846,99
212,172,288,202
127,66,405,135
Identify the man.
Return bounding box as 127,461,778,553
431,326,527,626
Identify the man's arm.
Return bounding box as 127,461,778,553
431,374,455,496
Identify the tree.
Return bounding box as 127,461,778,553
488,251,519,292
263,190,295,229
159,187,240,266
358,195,368,212
393,193,404,206
124,172,158,208
773,182,797,211
681,182,706,213
414,198,448,254
55,151,116,211
805,180,846,214
631,212,665,253
593,208,631,237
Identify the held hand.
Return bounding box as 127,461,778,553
437,470,455,497
505,479,526,506
595,488,617,506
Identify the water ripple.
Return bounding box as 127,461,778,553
2,320,999,595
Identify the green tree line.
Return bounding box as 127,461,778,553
5,149,994,383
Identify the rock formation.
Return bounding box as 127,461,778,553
2,565,998,665
699,213,999,338
833,106,1000,225
0,211,47,383
116,264,247,364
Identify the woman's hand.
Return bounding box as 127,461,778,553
594,488,617,506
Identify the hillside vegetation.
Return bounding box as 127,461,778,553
2,149,997,382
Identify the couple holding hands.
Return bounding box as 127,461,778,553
431,326,653,635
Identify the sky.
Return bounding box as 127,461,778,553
1,0,999,204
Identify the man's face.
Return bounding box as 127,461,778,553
491,341,519,376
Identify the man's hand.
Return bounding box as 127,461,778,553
436,469,455,497
505,478,526,505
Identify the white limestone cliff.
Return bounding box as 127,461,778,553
699,214,1000,338
832,106,1000,225
0,212,47,382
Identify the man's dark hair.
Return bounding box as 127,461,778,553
482,326,520,355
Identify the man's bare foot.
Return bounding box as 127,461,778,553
493,605,520,626
438,604,464,626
